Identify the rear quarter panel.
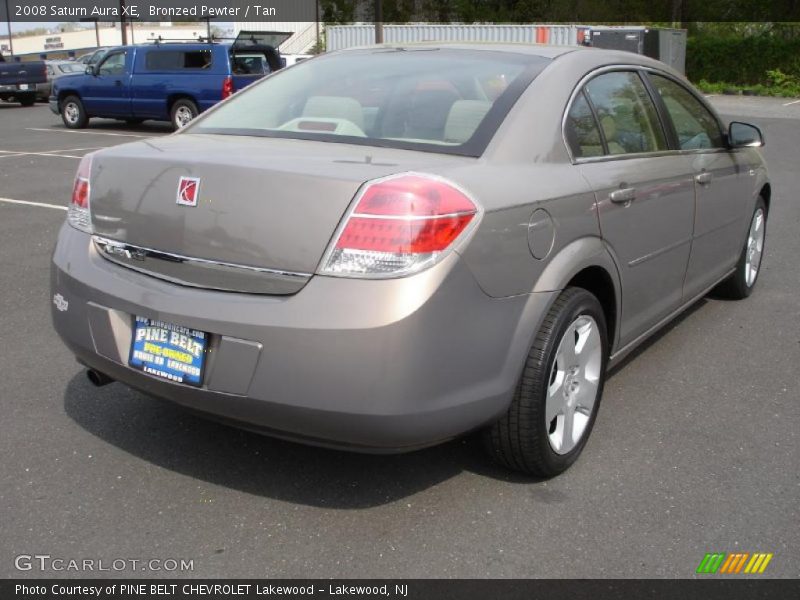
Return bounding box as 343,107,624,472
454,50,622,299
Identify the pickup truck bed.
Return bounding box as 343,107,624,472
0,54,47,106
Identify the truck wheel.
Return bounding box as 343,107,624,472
171,99,198,130
484,288,608,477
714,197,767,299
19,94,36,107
61,96,88,129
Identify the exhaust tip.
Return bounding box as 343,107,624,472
86,369,113,387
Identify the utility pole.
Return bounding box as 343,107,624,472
119,0,128,45
315,0,320,52
80,17,101,49
3,0,13,57
375,0,383,44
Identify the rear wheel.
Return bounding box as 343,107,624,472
484,288,608,477
19,94,36,107
170,99,198,130
61,95,88,129
715,197,767,299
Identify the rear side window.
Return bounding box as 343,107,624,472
565,91,604,158
584,71,667,156
144,50,212,71
648,74,723,150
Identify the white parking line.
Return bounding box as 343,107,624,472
27,127,154,138
783,99,800,106
0,149,84,159
0,197,67,211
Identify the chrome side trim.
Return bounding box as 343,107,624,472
93,236,311,295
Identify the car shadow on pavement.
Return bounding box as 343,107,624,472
63,375,535,509
607,297,708,377
62,297,714,507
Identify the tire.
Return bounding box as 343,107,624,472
19,94,36,107
170,99,198,130
484,287,609,477
61,95,89,129
715,197,767,300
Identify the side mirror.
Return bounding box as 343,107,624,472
85,65,96,76
728,121,764,148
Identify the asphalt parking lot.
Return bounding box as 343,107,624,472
0,99,798,579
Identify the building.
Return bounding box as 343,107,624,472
1,24,210,61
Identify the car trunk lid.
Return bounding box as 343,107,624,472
89,134,469,294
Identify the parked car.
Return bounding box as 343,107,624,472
37,61,85,102
75,48,110,66
50,32,289,130
0,53,47,106
51,44,770,476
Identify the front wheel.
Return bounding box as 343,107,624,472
61,95,88,129
170,99,198,130
484,287,608,477
715,197,767,299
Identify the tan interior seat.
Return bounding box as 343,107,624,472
302,96,365,132
443,100,492,144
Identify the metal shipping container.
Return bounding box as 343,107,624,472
326,24,582,52
588,26,687,74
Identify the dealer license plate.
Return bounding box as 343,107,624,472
129,317,207,387
18,84,29,90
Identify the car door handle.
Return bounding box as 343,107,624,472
695,171,713,185
114,80,123,86
609,188,637,204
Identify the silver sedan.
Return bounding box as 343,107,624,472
51,44,769,476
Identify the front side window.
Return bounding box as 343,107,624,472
584,71,667,156
649,74,723,150
189,49,549,157
98,52,126,76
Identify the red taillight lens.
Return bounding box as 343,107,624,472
72,178,89,208
321,173,479,278
67,154,93,232
336,215,475,254
221,76,234,99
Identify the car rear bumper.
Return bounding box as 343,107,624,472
51,224,556,452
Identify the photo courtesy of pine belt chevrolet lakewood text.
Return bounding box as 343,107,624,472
51,43,770,477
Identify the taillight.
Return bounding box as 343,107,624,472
320,173,479,278
221,76,234,99
67,153,93,233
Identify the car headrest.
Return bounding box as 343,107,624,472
444,100,492,144
302,96,364,132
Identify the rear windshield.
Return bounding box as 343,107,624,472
189,48,549,156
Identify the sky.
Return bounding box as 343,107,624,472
2,22,85,36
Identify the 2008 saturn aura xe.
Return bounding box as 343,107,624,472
51,44,770,476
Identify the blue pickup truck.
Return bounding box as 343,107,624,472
50,32,289,130
0,53,48,106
